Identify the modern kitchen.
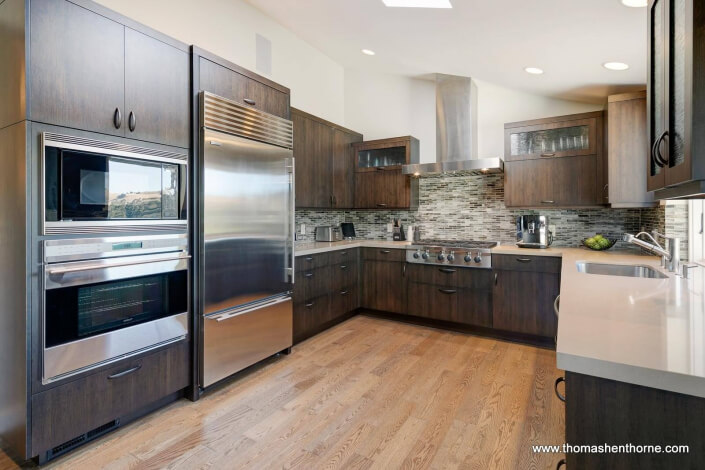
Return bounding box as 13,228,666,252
0,0,703,468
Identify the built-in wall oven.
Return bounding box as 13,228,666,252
42,234,190,383
42,132,187,235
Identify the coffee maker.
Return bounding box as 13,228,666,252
516,215,553,248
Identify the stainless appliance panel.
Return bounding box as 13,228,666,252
202,295,292,387
43,312,188,383
203,128,294,315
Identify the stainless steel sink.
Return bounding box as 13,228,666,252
576,262,668,279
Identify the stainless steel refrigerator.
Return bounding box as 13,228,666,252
198,91,294,388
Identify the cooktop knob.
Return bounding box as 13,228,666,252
447,251,455,262
422,250,430,260
413,250,420,259
474,252,482,263
464,252,472,262
437,250,445,261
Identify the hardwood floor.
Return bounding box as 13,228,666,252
1,314,565,470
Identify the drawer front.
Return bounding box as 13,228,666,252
293,294,331,341
330,260,359,291
296,252,330,271
407,282,458,321
330,248,358,264
492,254,561,273
406,264,460,287
330,285,359,317
31,341,188,456
458,268,494,290
362,247,405,261
293,266,330,303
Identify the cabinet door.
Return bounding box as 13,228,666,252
504,155,599,208
124,28,189,148
331,129,360,208
293,294,330,344
504,118,597,162
492,269,559,338
647,0,668,190
354,171,410,209
30,0,125,136
362,260,404,314
457,288,493,328
246,79,289,118
293,113,332,208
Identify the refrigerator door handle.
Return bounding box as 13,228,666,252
205,295,291,322
288,157,295,284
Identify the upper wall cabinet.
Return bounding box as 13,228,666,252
25,0,190,148
291,108,362,209
648,0,705,198
504,112,606,208
607,91,656,207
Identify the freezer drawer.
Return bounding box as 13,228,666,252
201,295,292,387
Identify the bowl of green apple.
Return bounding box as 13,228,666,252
582,234,617,251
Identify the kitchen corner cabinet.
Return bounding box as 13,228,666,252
607,92,656,207
291,108,363,209
492,255,560,339
354,136,420,209
648,0,705,198
504,112,606,208
28,0,189,148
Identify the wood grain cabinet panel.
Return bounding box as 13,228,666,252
124,28,189,148
407,282,458,321
29,0,125,136
331,129,358,208
362,259,405,314
457,288,493,328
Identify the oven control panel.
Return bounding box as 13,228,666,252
44,234,188,263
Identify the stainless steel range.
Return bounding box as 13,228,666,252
406,240,498,269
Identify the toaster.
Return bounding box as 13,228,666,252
315,226,342,242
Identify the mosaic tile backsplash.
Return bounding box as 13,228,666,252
296,173,682,255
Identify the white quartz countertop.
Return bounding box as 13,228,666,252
495,245,705,398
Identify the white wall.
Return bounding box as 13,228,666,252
94,0,345,123
344,71,604,163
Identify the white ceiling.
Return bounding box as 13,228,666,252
245,0,647,103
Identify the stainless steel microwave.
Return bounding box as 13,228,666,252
42,132,187,235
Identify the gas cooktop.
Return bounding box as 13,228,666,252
407,240,498,268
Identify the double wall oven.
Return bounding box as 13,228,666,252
40,133,190,383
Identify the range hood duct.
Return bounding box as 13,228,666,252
403,74,503,177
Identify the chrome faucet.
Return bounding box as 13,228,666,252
622,232,680,273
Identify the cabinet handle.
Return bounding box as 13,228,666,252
554,377,566,402
113,107,122,129
540,153,556,158
556,459,566,470
128,111,136,132
438,288,457,295
376,167,385,171
305,257,313,261
340,290,349,295
516,258,532,263
554,295,560,318
304,273,313,278
243,98,256,106
340,252,347,255
305,302,315,308
494,273,498,285
340,265,348,269
700,213,704,235
541,200,555,204
108,364,142,380
652,130,669,167
380,250,391,254
330,195,334,206
403,263,406,277
376,203,387,207
438,268,457,274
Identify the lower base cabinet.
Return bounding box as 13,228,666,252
31,341,189,460
564,371,705,469
361,249,406,314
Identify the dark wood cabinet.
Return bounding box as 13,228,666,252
29,0,126,137
124,28,189,148
492,255,560,338
293,249,360,343
354,137,419,209
504,112,606,208
607,91,656,207
564,371,705,469
361,248,405,314
291,108,362,209
198,56,289,119
648,0,705,198
30,341,189,458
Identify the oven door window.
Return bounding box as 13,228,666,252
45,270,187,348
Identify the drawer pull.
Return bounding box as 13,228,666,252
380,250,391,254
376,203,387,207
438,268,457,274
540,152,556,158
376,167,385,171
305,302,315,308
516,258,532,263
340,290,349,295
438,288,457,295
243,98,256,106
340,265,348,269
340,252,347,255
304,273,314,278
108,364,142,380
305,257,313,261
554,377,566,402
541,200,555,204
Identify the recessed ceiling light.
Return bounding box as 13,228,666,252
603,62,630,71
361,49,376,56
382,0,452,8
524,67,544,75
621,0,647,7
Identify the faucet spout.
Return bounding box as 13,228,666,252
622,232,680,273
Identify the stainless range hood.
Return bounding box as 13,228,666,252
403,74,503,177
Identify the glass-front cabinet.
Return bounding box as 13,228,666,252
504,117,597,162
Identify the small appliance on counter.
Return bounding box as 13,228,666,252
516,215,553,248
341,222,356,240
392,219,406,241
315,225,342,242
